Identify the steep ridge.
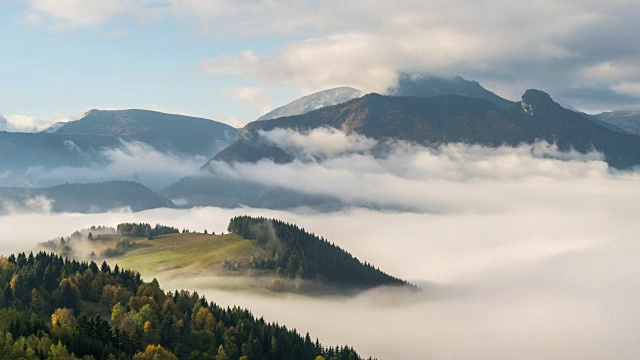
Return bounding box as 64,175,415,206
212,90,640,169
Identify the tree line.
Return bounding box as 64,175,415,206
227,216,410,289
0,251,368,359
116,223,180,240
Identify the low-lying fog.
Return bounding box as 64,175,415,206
1,142,639,359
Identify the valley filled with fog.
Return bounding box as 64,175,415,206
1,142,638,359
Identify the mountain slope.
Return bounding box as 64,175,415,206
0,180,173,213
164,89,640,209
594,110,640,134
0,131,126,171
210,90,640,169
43,217,409,293
257,87,362,121
40,121,67,133
0,252,366,359
386,74,516,108
56,109,238,157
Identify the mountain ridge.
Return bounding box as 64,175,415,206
0,180,174,213
209,90,640,168
55,109,239,157
162,89,640,209
257,87,363,121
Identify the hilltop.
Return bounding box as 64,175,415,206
39,217,410,294
55,109,238,157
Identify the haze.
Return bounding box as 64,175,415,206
1,144,638,359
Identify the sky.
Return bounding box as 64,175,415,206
2,0,640,130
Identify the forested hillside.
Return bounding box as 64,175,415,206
228,216,408,289
0,252,368,359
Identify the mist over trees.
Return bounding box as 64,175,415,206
0,252,369,359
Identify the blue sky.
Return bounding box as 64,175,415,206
0,1,302,127
2,1,640,130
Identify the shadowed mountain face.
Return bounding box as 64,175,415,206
211,90,640,168
386,74,516,109
56,109,238,157
257,87,363,121
0,131,126,171
163,89,640,209
0,109,239,188
594,110,640,134
0,180,174,213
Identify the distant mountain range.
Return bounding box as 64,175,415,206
164,88,640,209
0,180,173,213
210,89,640,168
54,109,238,156
256,75,514,122
593,110,640,134
257,87,362,121
3,75,640,213
0,109,238,187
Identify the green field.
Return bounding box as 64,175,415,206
107,233,266,280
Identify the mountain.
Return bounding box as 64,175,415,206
575,111,629,133
386,73,516,109
40,121,68,133
55,109,238,157
593,110,640,134
212,90,640,168
0,180,173,213
164,89,640,209
0,251,366,359
0,131,126,172
0,109,239,189
257,87,362,121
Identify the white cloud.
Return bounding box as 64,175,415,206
0,114,65,132
205,129,612,212
26,0,169,29
225,86,272,115
611,82,640,97
16,0,640,107
258,127,377,159
1,154,640,359
0,196,54,215
0,141,205,190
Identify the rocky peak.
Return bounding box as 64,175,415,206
520,89,558,116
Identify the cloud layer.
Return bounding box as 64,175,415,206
0,141,205,190
205,128,616,212
1,159,639,359
0,114,65,132
18,0,640,111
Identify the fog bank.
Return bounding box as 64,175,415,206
0,143,639,359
